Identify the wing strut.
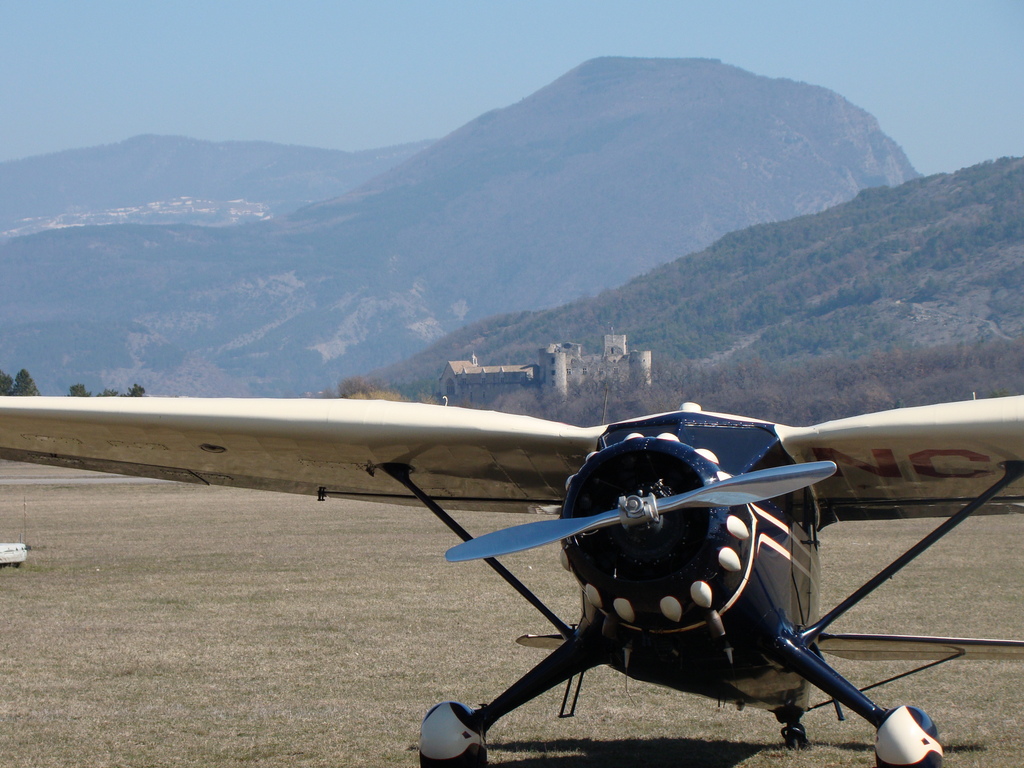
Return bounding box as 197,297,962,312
802,460,1024,645
380,463,573,640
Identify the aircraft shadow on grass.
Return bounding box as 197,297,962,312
490,737,983,766
487,737,991,765
488,737,811,767
489,737,762,767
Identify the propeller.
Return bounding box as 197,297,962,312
446,460,836,562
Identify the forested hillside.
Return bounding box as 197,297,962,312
380,157,1024,403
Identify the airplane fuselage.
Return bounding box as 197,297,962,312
560,410,821,715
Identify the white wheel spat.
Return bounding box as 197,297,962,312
420,701,486,766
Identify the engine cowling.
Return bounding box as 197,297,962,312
561,434,755,631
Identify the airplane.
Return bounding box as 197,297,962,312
1,394,1023,767
0,540,28,567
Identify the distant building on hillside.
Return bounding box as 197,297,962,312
439,334,651,405
438,357,539,405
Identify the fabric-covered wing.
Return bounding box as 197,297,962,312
819,633,1024,661
0,397,604,512
777,396,1024,522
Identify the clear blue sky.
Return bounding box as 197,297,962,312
2,0,1021,175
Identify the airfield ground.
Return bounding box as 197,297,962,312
1,461,1022,767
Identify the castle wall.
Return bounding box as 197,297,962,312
440,335,651,404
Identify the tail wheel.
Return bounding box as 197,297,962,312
781,723,809,750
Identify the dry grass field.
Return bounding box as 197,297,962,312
2,460,1024,767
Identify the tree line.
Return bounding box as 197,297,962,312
477,336,1024,427
0,368,40,396
345,335,1024,428
0,367,145,397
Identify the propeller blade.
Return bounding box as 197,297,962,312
446,509,620,562
445,460,836,563
657,460,837,512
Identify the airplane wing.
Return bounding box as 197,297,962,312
4,394,1023,519
0,397,604,512
818,633,1024,661
776,396,1024,521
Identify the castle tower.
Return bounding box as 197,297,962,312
538,342,581,397
630,350,653,386
603,334,627,359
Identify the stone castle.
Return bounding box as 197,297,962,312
439,335,651,405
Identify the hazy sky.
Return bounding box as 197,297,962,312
2,1,1022,175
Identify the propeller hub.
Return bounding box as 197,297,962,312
617,493,659,525
562,436,754,631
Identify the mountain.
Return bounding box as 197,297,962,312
377,157,1024,391
289,57,916,310
0,58,917,396
0,135,433,237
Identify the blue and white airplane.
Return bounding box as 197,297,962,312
2,394,1023,767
